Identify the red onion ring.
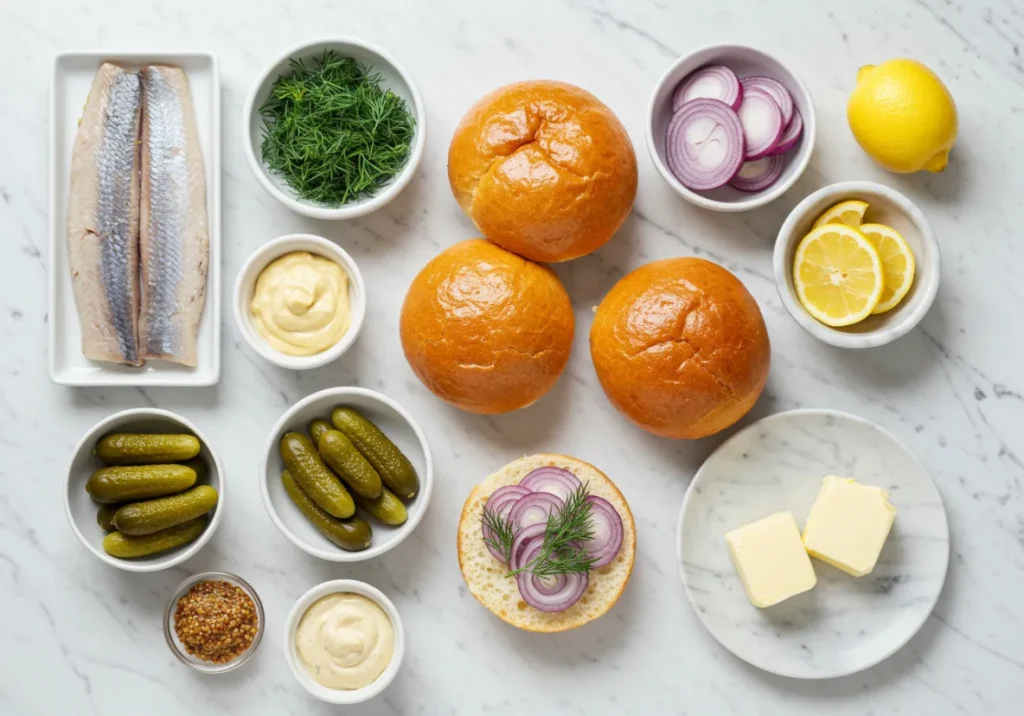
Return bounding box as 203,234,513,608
584,496,624,568
737,86,784,160
519,467,582,502
740,75,794,126
664,98,745,191
768,108,803,156
515,539,589,612
672,65,743,111
481,485,532,563
508,492,564,530
508,523,546,570
728,154,785,193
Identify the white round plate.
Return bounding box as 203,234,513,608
677,409,949,679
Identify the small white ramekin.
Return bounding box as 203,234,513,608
284,579,405,705
773,181,941,349
233,234,366,370
243,37,426,220
64,408,224,572
647,44,816,212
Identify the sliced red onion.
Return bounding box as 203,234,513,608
737,87,784,160
672,65,743,111
768,108,803,156
509,523,546,570
515,539,589,612
728,154,785,192
519,467,582,502
584,496,624,568
481,485,532,563
664,98,745,191
508,492,564,530
740,76,794,126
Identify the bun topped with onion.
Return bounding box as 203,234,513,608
448,80,638,263
457,454,636,633
590,257,770,439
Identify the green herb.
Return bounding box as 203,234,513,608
258,50,415,207
482,483,597,578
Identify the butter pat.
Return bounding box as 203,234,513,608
725,511,817,608
801,476,897,577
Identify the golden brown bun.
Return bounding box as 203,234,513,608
400,239,574,414
447,81,638,263
590,258,770,439
457,454,636,633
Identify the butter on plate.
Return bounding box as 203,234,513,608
725,511,817,608
802,476,897,577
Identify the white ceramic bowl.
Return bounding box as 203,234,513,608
233,234,366,370
773,181,940,349
647,44,815,212
243,37,426,220
261,387,433,562
64,408,224,572
284,579,405,704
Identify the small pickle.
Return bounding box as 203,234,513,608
354,486,408,526
96,433,201,465
309,419,333,445
96,504,119,532
113,485,219,536
280,432,354,518
331,407,418,499
102,516,207,559
86,464,197,504
179,456,208,481
316,428,383,499
282,469,372,551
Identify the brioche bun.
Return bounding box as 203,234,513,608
400,240,574,414
447,80,638,263
457,454,636,633
590,258,770,439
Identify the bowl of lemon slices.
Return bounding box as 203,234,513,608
773,181,940,349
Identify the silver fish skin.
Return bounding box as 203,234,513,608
138,65,209,367
67,63,143,366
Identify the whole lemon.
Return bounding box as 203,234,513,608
847,59,957,173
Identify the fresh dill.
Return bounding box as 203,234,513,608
482,483,597,578
259,50,415,207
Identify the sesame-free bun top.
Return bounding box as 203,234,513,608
400,239,574,414
448,80,638,263
590,258,770,439
457,454,636,633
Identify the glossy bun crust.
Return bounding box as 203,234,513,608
448,81,638,263
400,239,575,414
590,258,770,439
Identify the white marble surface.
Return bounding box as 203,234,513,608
2,0,1023,713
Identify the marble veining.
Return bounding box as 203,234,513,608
2,0,1024,714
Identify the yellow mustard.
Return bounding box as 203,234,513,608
250,251,351,356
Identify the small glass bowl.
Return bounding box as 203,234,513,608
164,571,265,674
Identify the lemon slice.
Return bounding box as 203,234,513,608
812,200,869,229
793,224,884,326
859,223,915,314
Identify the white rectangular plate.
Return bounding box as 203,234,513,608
49,52,221,386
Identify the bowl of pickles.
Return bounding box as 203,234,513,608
64,408,224,572
260,387,433,562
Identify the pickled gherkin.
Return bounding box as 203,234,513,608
309,419,332,445
279,432,354,518
281,470,372,551
112,485,219,536
331,407,418,499
96,433,201,465
86,464,197,504
102,516,207,559
354,486,408,526
96,504,119,532
315,428,383,499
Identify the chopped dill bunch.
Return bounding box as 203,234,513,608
259,50,415,207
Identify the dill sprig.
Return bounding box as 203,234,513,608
482,483,598,578
258,50,415,207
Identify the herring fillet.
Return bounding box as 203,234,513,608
67,63,142,366
138,65,208,367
